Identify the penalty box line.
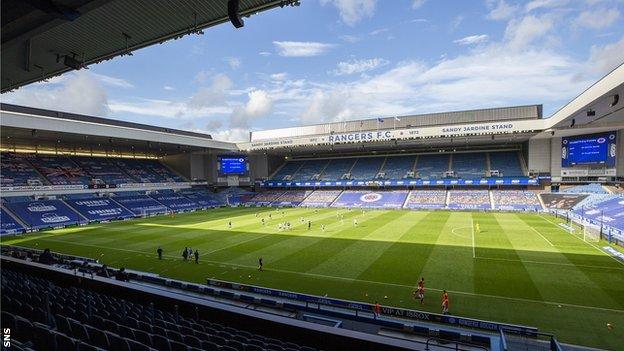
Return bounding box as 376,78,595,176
11,239,624,315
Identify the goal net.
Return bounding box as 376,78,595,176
583,223,601,242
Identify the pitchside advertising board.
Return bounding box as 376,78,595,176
561,131,617,167
331,191,409,209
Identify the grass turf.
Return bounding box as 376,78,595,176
3,207,624,349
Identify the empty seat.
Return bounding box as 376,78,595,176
151,334,172,351
53,331,78,351
169,340,189,351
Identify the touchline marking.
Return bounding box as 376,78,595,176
539,214,624,268
471,216,476,258
12,239,623,314
475,256,624,271
529,226,554,247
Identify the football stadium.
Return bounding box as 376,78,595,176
1,1,624,351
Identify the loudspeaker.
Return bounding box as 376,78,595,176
611,94,619,107
228,0,244,28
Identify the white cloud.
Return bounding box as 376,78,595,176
270,72,288,81
163,85,174,91
225,57,242,70
205,120,223,130
259,51,272,57
504,15,554,50
90,73,134,89
525,0,569,12
340,35,362,43
331,58,389,76
369,28,389,36
588,36,624,74
188,73,233,110
320,0,376,26
230,90,272,128
576,8,620,29
3,71,110,116
454,34,489,45
451,15,464,31
211,128,250,142
487,0,518,21
412,0,427,9
300,90,353,123
273,41,335,57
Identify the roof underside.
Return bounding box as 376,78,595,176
1,0,296,92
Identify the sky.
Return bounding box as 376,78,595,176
3,0,624,142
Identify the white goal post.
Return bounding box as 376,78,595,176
583,223,602,242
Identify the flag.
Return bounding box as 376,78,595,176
377,117,384,123
394,116,401,121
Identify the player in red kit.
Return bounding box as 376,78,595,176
442,290,450,315
416,277,425,305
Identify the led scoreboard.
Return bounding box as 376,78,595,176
218,156,249,175
561,132,617,167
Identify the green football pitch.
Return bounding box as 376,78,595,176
3,207,624,349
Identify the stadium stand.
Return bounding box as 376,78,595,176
29,155,91,186
560,183,608,194
64,198,135,221
416,154,450,179
447,190,491,210
403,190,447,209
180,190,227,208
319,158,355,180
350,157,385,180
1,153,47,187
150,192,200,212
4,199,86,229
73,157,136,185
271,161,304,181
246,190,286,206
142,160,187,182
112,194,169,216
380,155,416,179
492,190,541,211
452,153,486,179
299,190,343,207
331,191,409,209
291,160,328,181
572,196,624,232
1,207,26,235
539,194,588,210
489,151,524,177
1,266,324,351
272,190,313,206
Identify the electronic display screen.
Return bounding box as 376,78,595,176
561,132,617,167
219,156,248,175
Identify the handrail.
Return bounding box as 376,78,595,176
425,336,489,351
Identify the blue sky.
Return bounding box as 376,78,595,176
3,0,624,141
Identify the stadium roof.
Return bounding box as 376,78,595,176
0,103,237,155
1,0,298,93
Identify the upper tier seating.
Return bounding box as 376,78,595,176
381,156,416,179
1,268,320,351
4,200,86,229
560,183,608,194
403,190,447,209
142,160,186,182
492,190,541,211
299,190,342,207
247,191,286,205
1,207,25,235
73,157,135,185
350,157,385,180
320,158,355,180
447,190,491,210
489,151,524,177
292,160,329,181
0,153,47,187
271,161,304,181
112,195,169,216
29,155,91,186
452,153,486,179
416,154,450,179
